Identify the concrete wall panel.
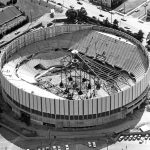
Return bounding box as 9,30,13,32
118,92,122,107
60,100,64,115
123,90,126,105
22,91,26,106
46,98,50,114
125,89,129,104
102,97,106,112
74,100,78,116
18,89,22,105
50,99,54,114
69,100,74,116
98,98,102,113
106,96,110,111
79,100,83,115
111,95,115,110
13,85,17,102
93,98,97,114
84,100,88,115
129,87,132,102
26,92,30,108
114,93,119,109
33,95,38,110
42,97,46,113
64,100,68,115
15,87,19,103
29,94,34,109
88,99,92,114
140,78,143,94
133,85,136,100
4,80,8,95
7,81,11,96
37,96,41,112
55,99,60,115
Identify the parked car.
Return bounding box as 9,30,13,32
145,134,149,140
57,3,62,6
77,1,82,5
138,20,144,23
92,16,96,20
139,139,144,144
52,146,57,150
57,146,61,150
124,26,130,30
92,142,96,148
118,135,124,142
124,135,129,141
65,145,69,150
133,135,138,141
99,14,104,17
135,9,139,12
119,8,124,12
128,135,134,141
137,134,142,140
121,18,126,21
88,142,92,147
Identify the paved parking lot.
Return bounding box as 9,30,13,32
114,0,147,14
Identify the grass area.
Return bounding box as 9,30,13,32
15,0,52,21
114,0,147,14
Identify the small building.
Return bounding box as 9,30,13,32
89,0,124,9
147,9,150,19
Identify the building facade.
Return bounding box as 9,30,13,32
90,0,124,9
147,9,150,20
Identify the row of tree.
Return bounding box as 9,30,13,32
65,8,144,42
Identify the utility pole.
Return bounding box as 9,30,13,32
49,127,51,149
124,2,125,14
106,139,108,150
30,10,32,22
144,4,147,15
110,11,113,23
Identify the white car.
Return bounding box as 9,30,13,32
138,20,144,23
92,142,96,148
65,145,69,150
57,146,61,150
88,142,92,147
52,146,57,150
118,135,124,141
135,9,139,12
139,139,144,144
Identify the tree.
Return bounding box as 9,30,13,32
147,39,150,45
113,19,119,29
134,30,144,42
103,17,110,27
77,7,87,22
65,9,78,23
146,32,150,41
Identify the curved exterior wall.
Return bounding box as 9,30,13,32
0,24,150,128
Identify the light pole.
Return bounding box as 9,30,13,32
49,128,51,149
106,138,108,150
109,11,113,24
144,4,147,15
124,2,126,14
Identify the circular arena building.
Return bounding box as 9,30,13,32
0,24,150,128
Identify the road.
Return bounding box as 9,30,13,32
101,139,150,150
47,0,150,39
